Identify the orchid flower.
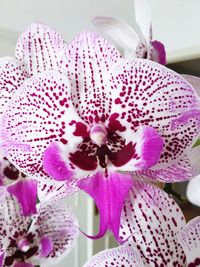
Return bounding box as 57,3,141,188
1,29,200,243
83,181,200,267
91,0,166,64
0,194,78,267
0,23,78,214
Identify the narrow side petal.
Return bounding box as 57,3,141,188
7,179,38,216
120,181,186,266
116,125,163,171
178,216,200,266
152,40,166,65
40,236,53,257
43,142,73,181
15,22,66,74
92,16,141,59
83,245,144,267
109,58,200,169
78,171,133,242
187,174,200,207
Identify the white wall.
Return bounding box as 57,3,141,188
1,0,200,62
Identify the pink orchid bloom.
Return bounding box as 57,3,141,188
83,181,200,267
0,23,78,215
1,29,200,243
0,194,78,267
92,0,166,64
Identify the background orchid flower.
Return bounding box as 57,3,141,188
83,181,200,267
91,0,166,64
0,22,78,214
0,194,78,267
1,31,200,242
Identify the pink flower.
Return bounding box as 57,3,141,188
0,23,77,215
1,28,200,243
0,194,78,267
83,181,200,267
92,0,166,64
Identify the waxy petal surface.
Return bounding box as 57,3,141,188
40,236,53,257
29,202,78,265
0,57,29,115
7,179,38,216
78,171,133,243
110,59,200,169
0,253,4,267
83,245,144,267
0,71,85,182
14,263,34,267
62,32,121,124
15,23,66,74
92,16,142,59
178,216,200,266
43,142,73,181
120,181,186,266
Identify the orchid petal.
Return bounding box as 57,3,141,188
7,179,38,216
29,202,78,265
40,236,53,257
14,263,34,267
131,154,193,182
92,16,142,59
114,125,163,171
182,74,200,96
187,174,200,207
152,40,166,65
0,71,87,181
43,142,73,181
15,23,66,74
0,57,29,116
120,181,186,266
0,253,4,267
110,59,200,170
178,216,200,266
134,0,152,46
37,179,79,203
62,31,121,124
83,245,144,267
78,171,133,243
2,195,32,243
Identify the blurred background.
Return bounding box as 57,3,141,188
0,0,200,266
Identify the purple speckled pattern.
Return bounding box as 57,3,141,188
110,59,200,169
178,216,200,267
182,74,200,97
83,245,144,267
120,181,186,266
62,31,121,124
40,236,53,257
0,195,78,266
15,22,66,74
131,154,194,182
